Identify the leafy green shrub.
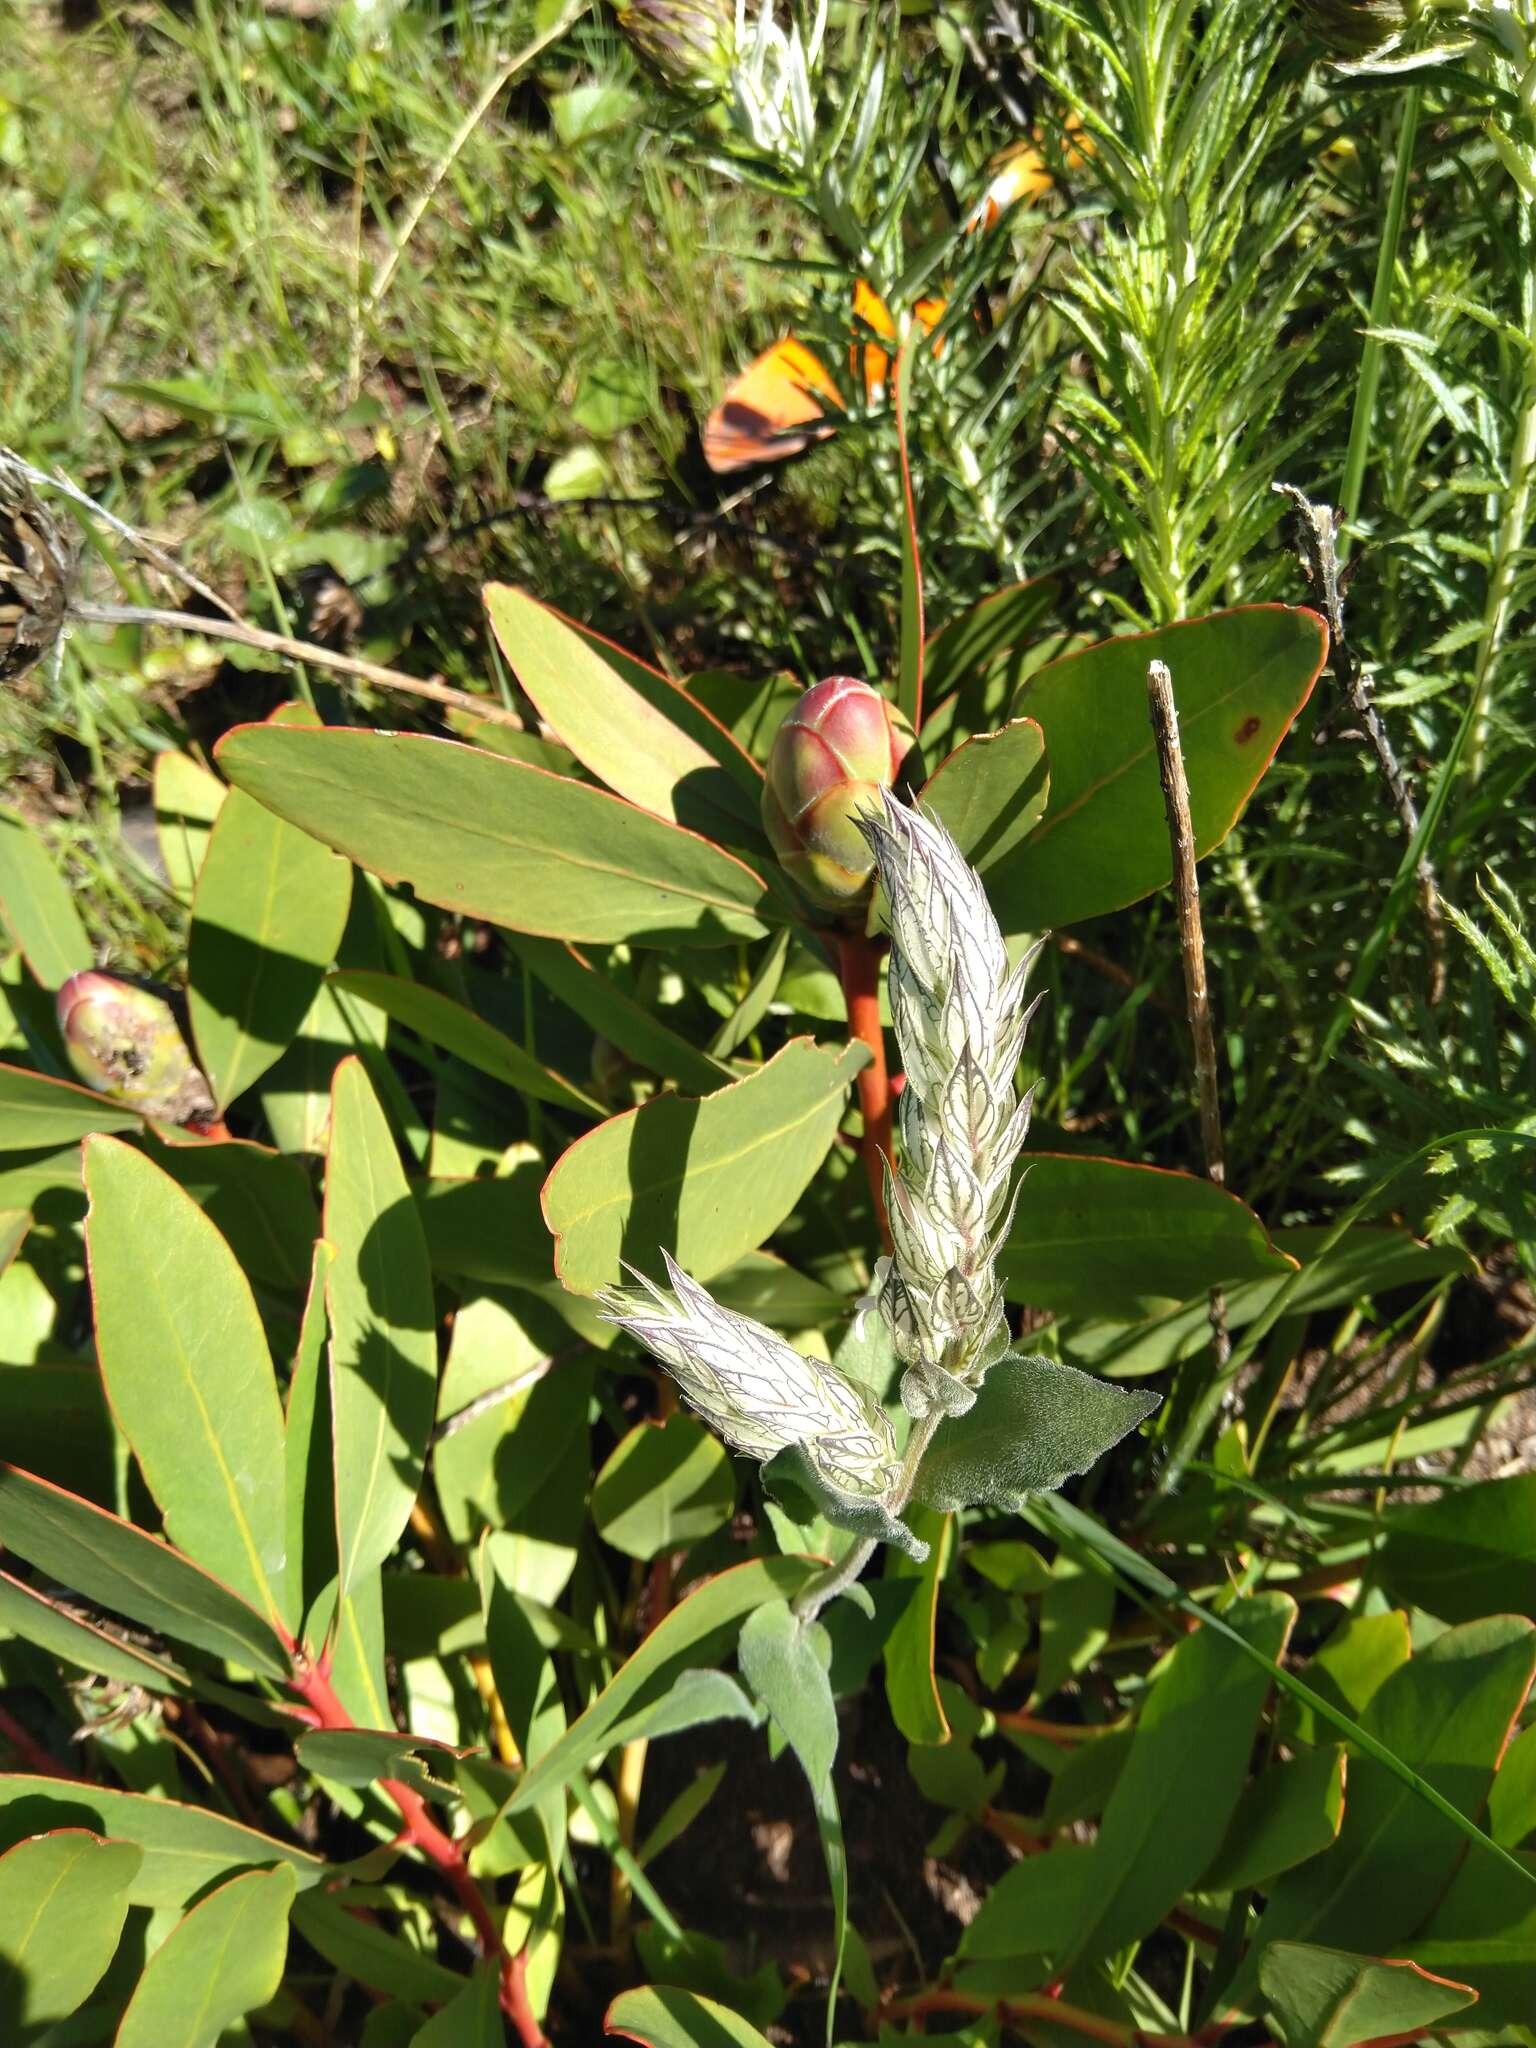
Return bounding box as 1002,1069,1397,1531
0,1,1534,2045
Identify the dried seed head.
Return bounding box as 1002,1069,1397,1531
57,971,216,1126
597,1251,899,1497
0,454,73,684
857,794,1044,1417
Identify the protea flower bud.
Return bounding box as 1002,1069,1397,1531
761,677,919,912
57,971,216,1126
856,795,1044,1420
597,1252,899,1499
0,453,73,684
614,0,736,97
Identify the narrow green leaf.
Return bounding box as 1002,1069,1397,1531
285,1238,337,1633
0,1062,140,1147
510,934,731,1095
916,1355,1160,1512
291,1891,465,2006
410,1965,503,2046
115,1864,296,2048
493,1556,817,1821
606,1984,775,2048
0,1567,189,1691
484,585,764,845
84,1135,288,1629
0,1466,287,1677
215,725,773,948
544,1038,867,1291
884,1506,952,1744
0,1830,142,2036
328,968,603,1115
592,1416,736,1561
0,808,92,986
1379,1473,1536,1624
1003,606,1328,930
0,1777,323,1907
922,577,1062,706
921,718,1049,873
1000,1155,1296,1323
894,326,925,729
324,1058,437,1600
1258,1943,1475,2048
188,783,352,1111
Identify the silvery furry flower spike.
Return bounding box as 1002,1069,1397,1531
857,793,1044,1422
596,1251,899,1499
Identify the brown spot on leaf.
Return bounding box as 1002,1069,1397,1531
1234,715,1262,745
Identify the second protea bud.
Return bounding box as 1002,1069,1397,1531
761,676,919,912
57,971,216,1126
614,0,736,97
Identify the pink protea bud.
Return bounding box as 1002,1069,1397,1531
760,677,919,912
57,970,216,1125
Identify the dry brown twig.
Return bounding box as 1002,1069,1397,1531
1146,658,1230,1374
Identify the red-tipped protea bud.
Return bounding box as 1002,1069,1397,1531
614,0,736,98
57,971,216,1125
761,676,919,912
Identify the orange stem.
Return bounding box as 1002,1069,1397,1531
837,930,894,1251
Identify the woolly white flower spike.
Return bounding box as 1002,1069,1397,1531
597,1251,899,1497
854,792,1046,1419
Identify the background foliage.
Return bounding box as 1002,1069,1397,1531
0,1,1534,2045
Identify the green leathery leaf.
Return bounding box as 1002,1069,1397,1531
922,576,1062,709
1232,1616,1536,2009
606,1984,775,2048
738,1598,838,1790
920,718,1049,873
1258,1944,1476,2048
999,1155,1297,1323
83,1135,289,1629
996,605,1328,931
484,584,764,846
214,724,774,948
543,1038,868,1291
323,1057,438,1600
592,1415,736,1561
491,1556,817,1821
884,1505,952,1744
114,1863,295,2048
188,781,352,1112
1378,1473,1536,1624
0,1829,141,2036
1407,1842,1536,2027
1202,1746,1348,1892
0,1567,189,1691
327,968,603,1116
0,1466,287,1676
296,1726,465,1797
0,1062,141,1147
0,1777,324,1907
915,1355,1160,1512
0,807,92,987
153,748,226,902
285,1238,337,1631
142,1130,319,1295
410,1965,503,2046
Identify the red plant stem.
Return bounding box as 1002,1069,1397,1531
287,1650,547,2048
837,929,894,1251
0,1708,83,1780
